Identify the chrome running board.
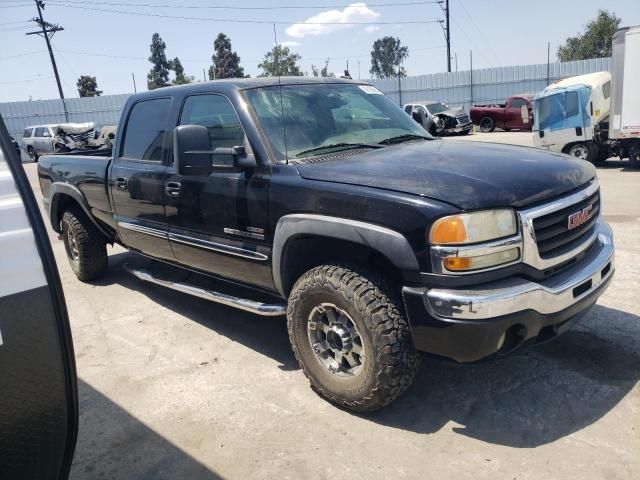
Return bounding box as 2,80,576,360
124,264,287,317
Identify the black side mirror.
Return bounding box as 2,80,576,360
173,125,255,176
173,125,213,176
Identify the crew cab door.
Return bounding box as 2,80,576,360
34,126,53,154
164,93,272,288
504,97,530,129
109,97,174,261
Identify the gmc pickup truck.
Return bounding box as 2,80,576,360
38,78,615,412
470,94,534,132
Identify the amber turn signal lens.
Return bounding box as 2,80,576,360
430,216,467,244
444,257,472,270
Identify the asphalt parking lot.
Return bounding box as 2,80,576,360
23,131,639,479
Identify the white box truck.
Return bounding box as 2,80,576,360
533,25,640,166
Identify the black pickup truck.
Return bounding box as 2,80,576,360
38,78,615,411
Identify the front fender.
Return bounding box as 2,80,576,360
272,214,420,296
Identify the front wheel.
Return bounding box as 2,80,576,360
61,207,108,281
479,117,495,133
287,265,420,412
567,142,598,164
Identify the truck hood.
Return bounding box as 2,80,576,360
436,107,465,118
296,140,595,210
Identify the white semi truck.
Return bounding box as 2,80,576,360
533,25,640,166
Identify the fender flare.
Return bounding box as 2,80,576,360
272,214,420,296
48,182,112,239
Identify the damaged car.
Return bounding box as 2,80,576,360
403,101,472,136
22,122,95,161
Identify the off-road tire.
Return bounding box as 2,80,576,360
479,116,495,133
287,264,420,412
61,207,108,281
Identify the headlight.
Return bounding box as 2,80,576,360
429,210,521,273
429,209,517,245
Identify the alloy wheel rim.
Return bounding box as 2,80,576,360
307,303,365,378
67,228,80,261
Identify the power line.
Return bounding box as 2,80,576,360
0,50,43,60
26,0,443,9
0,75,54,84
457,0,501,65
46,2,441,24
24,0,443,9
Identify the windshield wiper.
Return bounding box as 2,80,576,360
378,134,431,145
296,142,385,158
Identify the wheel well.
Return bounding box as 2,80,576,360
280,235,403,297
51,194,80,232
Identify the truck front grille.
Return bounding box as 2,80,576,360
533,189,600,258
456,114,470,125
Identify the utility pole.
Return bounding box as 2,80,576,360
546,41,551,86
26,1,68,121
131,72,137,93
445,0,451,72
202,68,206,82
438,0,451,72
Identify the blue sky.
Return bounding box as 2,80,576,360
0,0,638,102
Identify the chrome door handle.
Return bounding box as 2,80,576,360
115,177,127,189
165,181,181,197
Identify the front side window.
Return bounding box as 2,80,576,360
602,81,611,99
34,127,47,137
179,94,244,166
245,84,430,162
120,98,172,161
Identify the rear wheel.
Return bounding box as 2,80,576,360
61,207,108,281
479,117,495,133
27,147,37,162
628,141,640,168
287,264,420,412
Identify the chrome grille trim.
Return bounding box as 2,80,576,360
519,180,600,271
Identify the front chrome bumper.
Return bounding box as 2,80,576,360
424,222,614,321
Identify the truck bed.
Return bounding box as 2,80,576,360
38,152,113,229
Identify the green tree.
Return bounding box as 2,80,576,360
169,57,193,85
209,33,245,79
558,10,621,61
258,45,303,77
147,33,170,90
76,75,102,97
370,36,409,79
311,58,335,78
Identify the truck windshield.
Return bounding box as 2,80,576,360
426,103,448,114
244,84,432,162
534,87,591,132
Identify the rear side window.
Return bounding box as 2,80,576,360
23,128,32,138
510,98,528,109
404,105,412,114
121,98,171,161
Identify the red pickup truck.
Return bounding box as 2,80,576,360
470,95,534,132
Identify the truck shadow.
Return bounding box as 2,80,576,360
93,251,298,372
365,304,640,447
71,379,220,479
95,252,638,448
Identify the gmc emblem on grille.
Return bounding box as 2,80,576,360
567,204,594,230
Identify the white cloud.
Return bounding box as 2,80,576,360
364,25,380,33
280,41,302,48
286,3,381,39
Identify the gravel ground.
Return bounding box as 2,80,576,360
22,132,640,479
